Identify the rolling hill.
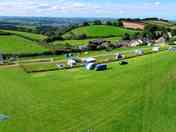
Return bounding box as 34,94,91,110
0,35,47,54
63,25,136,39
0,30,47,41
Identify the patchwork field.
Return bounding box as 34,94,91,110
0,51,176,132
0,35,47,53
63,25,136,38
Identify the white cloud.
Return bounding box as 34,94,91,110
0,0,174,18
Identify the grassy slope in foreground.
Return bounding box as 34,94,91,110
63,25,136,38
0,35,47,54
0,30,47,41
0,51,176,132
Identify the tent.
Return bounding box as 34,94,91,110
115,53,125,60
134,49,144,55
67,59,76,67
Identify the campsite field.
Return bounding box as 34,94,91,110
63,25,136,38
0,51,176,132
0,35,47,53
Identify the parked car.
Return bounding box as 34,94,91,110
95,64,107,71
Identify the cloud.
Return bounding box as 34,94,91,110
154,1,161,6
0,0,175,18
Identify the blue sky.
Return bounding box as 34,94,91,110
0,0,175,19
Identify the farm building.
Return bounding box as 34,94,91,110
67,59,76,67
122,21,145,30
0,54,4,64
82,57,96,64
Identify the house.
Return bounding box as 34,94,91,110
67,59,76,67
0,54,4,64
152,47,160,52
82,57,96,64
122,21,145,30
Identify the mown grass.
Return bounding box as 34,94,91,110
63,25,136,38
0,35,48,53
0,30,47,41
0,51,176,132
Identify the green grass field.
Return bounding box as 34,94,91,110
63,25,136,38
0,30,47,41
0,51,176,132
0,35,47,53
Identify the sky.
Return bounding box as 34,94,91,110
0,0,175,19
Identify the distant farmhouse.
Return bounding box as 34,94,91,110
122,21,145,30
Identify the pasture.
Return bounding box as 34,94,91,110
63,25,136,38
0,30,47,41
0,51,176,132
0,35,47,53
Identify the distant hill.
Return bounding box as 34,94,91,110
63,25,137,39
145,20,176,29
